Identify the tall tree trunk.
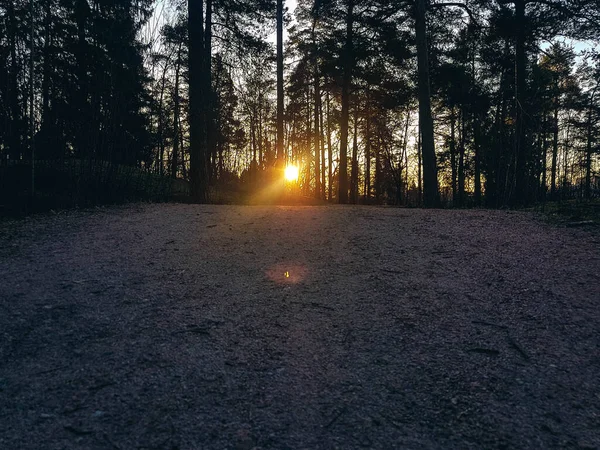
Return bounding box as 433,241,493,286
414,0,438,207
218,141,224,179
258,94,263,166
326,89,333,201
338,0,353,203
562,117,571,191
541,113,547,200
29,0,34,183
41,0,51,125
74,0,89,158
188,0,208,202
313,60,321,199
306,83,311,193
488,43,509,207
7,0,21,160
551,106,558,200
513,0,528,205
320,85,326,199
365,96,371,200
350,102,359,204
157,60,169,174
375,130,382,201
179,114,185,177
450,107,457,204
171,44,182,179
399,109,410,205
36,0,52,159
473,118,482,206
276,0,284,162
251,112,257,162
458,107,466,207
499,77,510,206
584,88,596,199
417,127,422,206
205,0,216,180
404,145,409,201
311,7,321,198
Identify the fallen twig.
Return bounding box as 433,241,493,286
566,220,594,227
472,320,508,330
324,406,347,428
291,301,335,311
33,366,68,376
508,338,530,360
467,347,500,356
64,425,93,436
380,413,404,430
172,327,211,336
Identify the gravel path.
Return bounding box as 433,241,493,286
1,204,599,450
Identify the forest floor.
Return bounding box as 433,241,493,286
0,204,599,450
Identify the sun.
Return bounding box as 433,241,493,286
284,165,299,182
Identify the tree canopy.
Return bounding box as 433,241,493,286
2,0,599,206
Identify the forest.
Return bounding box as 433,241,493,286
1,0,600,209
2,2,600,447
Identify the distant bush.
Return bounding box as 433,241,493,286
0,159,188,217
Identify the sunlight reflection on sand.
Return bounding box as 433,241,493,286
265,263,308,284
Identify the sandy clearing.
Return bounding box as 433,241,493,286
0,204,599,449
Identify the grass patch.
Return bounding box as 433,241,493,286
529,199,600,229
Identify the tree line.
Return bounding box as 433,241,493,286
1,0,599,207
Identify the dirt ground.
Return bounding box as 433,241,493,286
0,204,599,450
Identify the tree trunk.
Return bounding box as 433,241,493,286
473,118,481,206
487,44,509,207
320,85,326,199
400,109,410,205
276,0,284,162
38,0,54,158
157,60,169,175
414,0,438,207
205,0,216,181
7,0,22,160
458,107,466,207
313,57,321,198
41,0,51,124
584,88,596,199
450,107,457,204
188,0,208,202
417,127,422,206
251,112,257,162
551,106,558,200
513,0,528,205
179,114,186,177
326,89,333,201
338,0,353,203
74,0,89,158
562,117,571,191
375,130,382,201
172,43,182,179
306,83,311,193
258,94,263,166
541,113,547,200
365,97,371,200
350,101,359,204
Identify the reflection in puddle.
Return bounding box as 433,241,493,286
266,263,308,284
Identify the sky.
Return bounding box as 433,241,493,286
142,0,597,69
268,0,298,44
145,0,298,48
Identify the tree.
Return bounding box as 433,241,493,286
414,0,439,207
276,0,284,162
188,0,209,202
